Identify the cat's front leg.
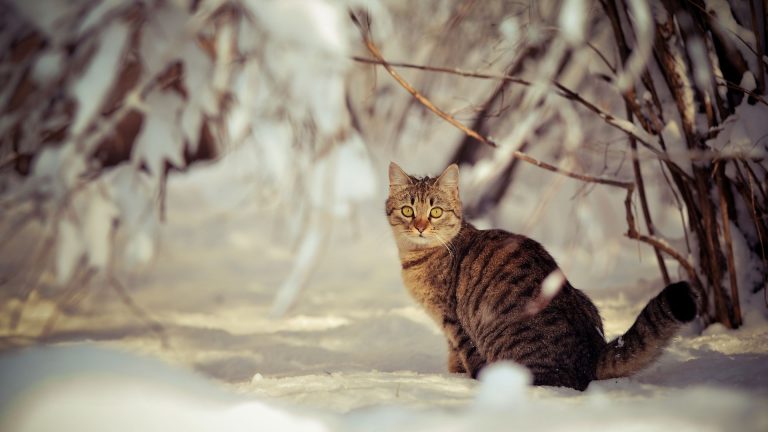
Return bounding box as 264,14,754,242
447,344,465,373
442,317,485,378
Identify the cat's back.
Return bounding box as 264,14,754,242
451,223,601,327
450,224,560,306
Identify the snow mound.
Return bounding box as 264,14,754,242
1,345,767,432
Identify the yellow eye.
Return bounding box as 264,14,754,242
430,207,443,218
401,206,414,217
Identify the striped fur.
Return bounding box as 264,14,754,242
387,162,697,391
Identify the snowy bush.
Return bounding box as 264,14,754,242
0,0,377,323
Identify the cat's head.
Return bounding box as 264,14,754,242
386,162,463,251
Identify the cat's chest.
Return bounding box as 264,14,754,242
401,265,450,323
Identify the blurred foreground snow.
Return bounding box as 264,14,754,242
1,344,766,432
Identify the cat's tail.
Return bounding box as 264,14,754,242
595,281,697,380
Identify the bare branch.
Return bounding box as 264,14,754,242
350,15,496,148
716,81,768,107
748,0,766,94
352,52,633,187
623,187,705,301
351,56,532,85
586,41,617,73
41,268,96,338
717,167,742,326
0,152,20,171
351,56,673,161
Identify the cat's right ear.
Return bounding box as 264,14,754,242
436,164,459,189
436,164,460,199
389,162,412,187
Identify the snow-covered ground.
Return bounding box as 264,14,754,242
1,157,767,431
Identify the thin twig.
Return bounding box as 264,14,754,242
586,41,616,73
660,160,692,255
158,169,168,223
389,0,479,148
9,234,55,331
110,276,169,348
630,123,671,283
748,0,766,94
0,152,20,171
352,56,532,85
736,163,767,267
623,187,705,300
41,267,95,338
740,160,768,206
350,16,497,148
716,81,768,107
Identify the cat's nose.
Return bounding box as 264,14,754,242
414,218,429,233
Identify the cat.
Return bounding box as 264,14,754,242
385,162,697,391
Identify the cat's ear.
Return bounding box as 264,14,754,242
389,162,412,187
436,164,459,191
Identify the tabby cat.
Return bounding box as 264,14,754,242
386,162,697,391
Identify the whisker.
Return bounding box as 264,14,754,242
433,232,455,259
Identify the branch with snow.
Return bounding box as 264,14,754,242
0,0,379,331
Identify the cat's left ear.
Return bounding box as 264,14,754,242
436,164,459,192
389,162,413,187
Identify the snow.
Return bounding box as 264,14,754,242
132,91,186,176
31,51,63,84
80,184,118,271
30,143,87,201
306,135,377,216
526,270,565,315
498,17,520,46
686,36,712,93
55,217,83,283
245,0,352,135
709,90,768,158
474,362,530,407
180,39,215,148
728,220,768,314
616,0,654,91
70,22,129,136
740,72,757,92
1,344,767,431
0,346,329,432
705,0,760,75
107,166,159,266
2,162,767,431
139,2,189,75
660,119,697,177
10,0,82,35
558,0,587,44
77,0,123,36
246,0,350,58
